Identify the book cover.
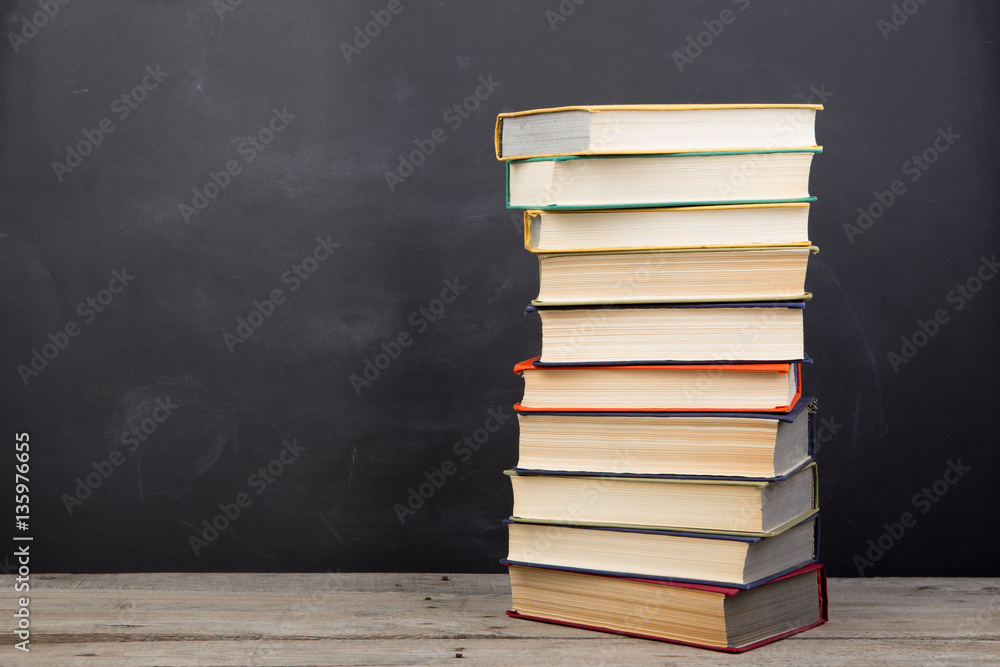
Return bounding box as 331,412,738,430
505,150,821,210
530,245,817,307
513,358,803,413
495,104,823,161
506,562,828,652
512,458,814,483
502,512,820,589
506,463,819,537
514,397,816,479
522,202,813,253
514,394,815,423
526,301,810,365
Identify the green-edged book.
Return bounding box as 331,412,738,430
506,150,820,210
506,463,818,536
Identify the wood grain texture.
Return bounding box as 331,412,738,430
2,574,998,665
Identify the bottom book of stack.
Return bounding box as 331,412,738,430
505,561,828,653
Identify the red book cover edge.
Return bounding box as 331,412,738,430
513,356,794,373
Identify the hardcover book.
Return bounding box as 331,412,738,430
506,462,818,536
531,245,816,306
523,203,812,252
495,104,821,160
514,358,802,413
515,397,814,478
506,562,828,652
504,513,818,588
528,302,806,364
506,150,820,210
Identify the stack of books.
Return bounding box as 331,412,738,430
495,105,828,653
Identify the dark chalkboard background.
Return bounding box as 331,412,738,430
1,0,997,576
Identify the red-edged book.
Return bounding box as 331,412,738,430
514,357,802,413
507,562,827,653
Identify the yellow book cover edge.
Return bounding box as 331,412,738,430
533,244,820,257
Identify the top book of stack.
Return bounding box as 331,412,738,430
497,105,822,210
495,104,821,160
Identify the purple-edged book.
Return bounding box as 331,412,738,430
526,301,809,365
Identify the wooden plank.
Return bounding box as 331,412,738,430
1,574,997,666
6,638,1000,667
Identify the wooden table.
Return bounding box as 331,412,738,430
2,574,997,665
